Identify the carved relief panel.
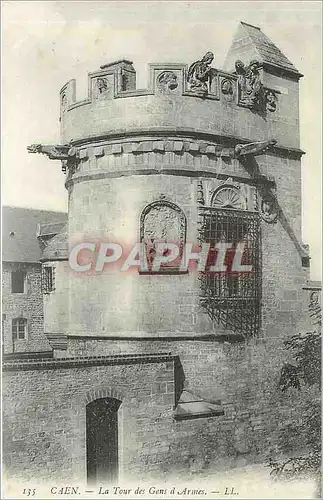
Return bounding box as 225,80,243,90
151,65,185,95
207,178,257,211
220,78,235,102
90,74,115,100
156,71,179,93
140,199,186,272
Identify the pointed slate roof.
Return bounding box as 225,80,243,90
224,22,302,78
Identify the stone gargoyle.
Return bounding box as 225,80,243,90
234,139,277,158
27,144,77,160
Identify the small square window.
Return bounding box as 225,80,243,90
42,266,55,294
11,271,26,293
12,318,27,340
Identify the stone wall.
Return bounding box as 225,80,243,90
3,355,176,483
2,263,51,353
43,261,69,335
3,343,317,484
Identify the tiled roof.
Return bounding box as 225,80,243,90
2,206,67,263
240,22,299,73
224,22,301,76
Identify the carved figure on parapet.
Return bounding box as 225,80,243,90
187,52,214,94
27,143,79,173
235,59,262,109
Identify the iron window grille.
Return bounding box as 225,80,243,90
12,317,27,340
198,206,261,337
42,266,55,294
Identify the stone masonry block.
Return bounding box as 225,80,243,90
94,147,104,157
153,141,165,152
79,149,88,159
112,144,123,154
189,143,200,153
173,142,184,153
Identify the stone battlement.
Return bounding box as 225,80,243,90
60,61,235,111
60,59,300,150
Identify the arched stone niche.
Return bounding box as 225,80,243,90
140,199,187,273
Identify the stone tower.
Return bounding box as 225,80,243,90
54,24,308,346
4,23,313,486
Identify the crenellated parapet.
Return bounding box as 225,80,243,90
58,55,298,148
60,57,281,114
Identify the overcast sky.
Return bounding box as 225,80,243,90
2,1,322,279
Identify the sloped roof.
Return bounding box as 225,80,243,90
2,206,67,263
174,390,224,421
224,22,302,77
41,226,68,261
37,221,67,238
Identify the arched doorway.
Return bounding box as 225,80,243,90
86,397,122,484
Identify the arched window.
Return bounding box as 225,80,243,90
12,318,27,340
140,200,186,273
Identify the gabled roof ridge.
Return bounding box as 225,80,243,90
241,21,261,31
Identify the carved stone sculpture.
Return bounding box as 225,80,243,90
187,52,214,94
27,144,79,173
140,200,186,271
211,185,244,210
259,189,279,223
196,180,205,205
235,59,262,109
221,79,233,97
265,89,277,112
97,77,109,94
157,71,178,91
234,139,277,158
310,291,320,306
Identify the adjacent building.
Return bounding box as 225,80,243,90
2,206,67,355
